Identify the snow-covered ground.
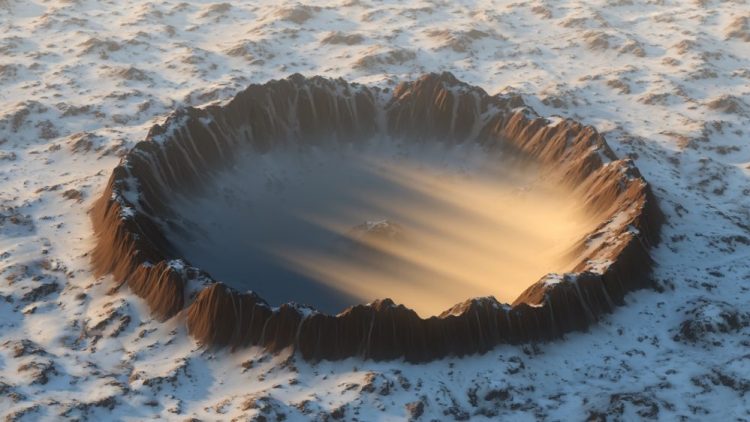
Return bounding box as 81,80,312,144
1,0,750,420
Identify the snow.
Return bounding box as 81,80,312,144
1,0,750,420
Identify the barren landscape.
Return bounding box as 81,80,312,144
1,0,750,420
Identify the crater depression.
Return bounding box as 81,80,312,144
91,72,662,362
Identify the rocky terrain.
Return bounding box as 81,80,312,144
1,0,750,420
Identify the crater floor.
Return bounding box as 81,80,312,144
163,138,594,316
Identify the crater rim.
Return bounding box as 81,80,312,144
91,72,663,362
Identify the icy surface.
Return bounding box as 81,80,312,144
1,0,750,420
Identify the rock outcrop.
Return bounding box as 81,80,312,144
91,72,663,362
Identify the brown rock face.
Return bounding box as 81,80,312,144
91,72,663,362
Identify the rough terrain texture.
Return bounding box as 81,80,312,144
1,0,750,420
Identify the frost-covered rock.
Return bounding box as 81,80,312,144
672,298,750,347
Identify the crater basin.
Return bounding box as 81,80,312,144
91,72,662,361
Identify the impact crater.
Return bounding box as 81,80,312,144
92,73,662,362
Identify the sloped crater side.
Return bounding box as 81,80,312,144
91,73,662,362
